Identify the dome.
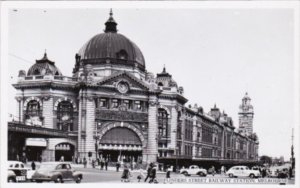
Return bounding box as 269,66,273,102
27,52,62,76
78,10,145,68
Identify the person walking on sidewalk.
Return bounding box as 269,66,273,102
83,157,87,168
144,163,153,182
116,161,121,172
164,165,172,184
105,158,108,171
100,158,104,170
137,167,145,182
121,165,131,182
31,161,36,170
149,165,158,183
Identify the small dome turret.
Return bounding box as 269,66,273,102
27,52,62,76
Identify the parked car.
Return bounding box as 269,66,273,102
7,170,16,182
180,165,207,177
8,161,33,182
226,165,260,178
31,162,83,183
268,167,289,178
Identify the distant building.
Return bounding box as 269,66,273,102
238,92,254,136
8,10,259,168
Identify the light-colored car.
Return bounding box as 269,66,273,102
7,170,16,182
32,162,83,183
226,165,260,178
8,161,34,182
180,165,207,177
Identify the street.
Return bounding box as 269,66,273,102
21,164,295,184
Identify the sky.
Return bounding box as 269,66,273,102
6,7,296,160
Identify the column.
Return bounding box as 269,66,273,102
170,106,177,149
85,96,96,158
77,90,85,157
144,95,158,163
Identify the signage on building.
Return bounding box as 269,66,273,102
25,138,47,147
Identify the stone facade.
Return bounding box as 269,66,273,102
9,11,259,167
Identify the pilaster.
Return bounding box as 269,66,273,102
85,97,96,157
170,107,177,149
144,95,158,163
42,96,53,129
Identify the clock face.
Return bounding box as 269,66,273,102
117,82,129,94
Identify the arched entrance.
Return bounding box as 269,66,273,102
98,127,142,162
55,143,75,161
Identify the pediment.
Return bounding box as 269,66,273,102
95,71,149,91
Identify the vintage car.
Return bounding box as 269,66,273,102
226,165,261,178
180,165,207,177
268,166,289,178
7,170,16,182
31,162,83,183
7,161,34,182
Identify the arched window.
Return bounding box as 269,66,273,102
197,132,201,142
158,108,168,137
26,100,41,117
57,101,73,131
33,69,40,75
158,82,163,87
117,50,128,60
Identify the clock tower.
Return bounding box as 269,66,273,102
238,92,254,135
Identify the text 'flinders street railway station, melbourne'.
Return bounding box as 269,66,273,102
8,11,259,168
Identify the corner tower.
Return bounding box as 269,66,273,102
238,92,254,135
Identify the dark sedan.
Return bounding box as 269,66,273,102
32,162,83,183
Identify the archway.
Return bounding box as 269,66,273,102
98,127,143,162
55,142,75,161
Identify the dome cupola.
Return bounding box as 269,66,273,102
27,52,62,76
76,10,146,77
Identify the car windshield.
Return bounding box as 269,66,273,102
38,164,57,170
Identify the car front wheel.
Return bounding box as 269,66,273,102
249,174,255,178
75,176,82,183
182,172,189,176
55,176,63,183
229,173,234,178
7,177,15,183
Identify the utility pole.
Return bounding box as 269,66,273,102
291,128,295,169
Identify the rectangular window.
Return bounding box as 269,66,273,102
100,98,107,108
135,101,141,110
112,99,119,108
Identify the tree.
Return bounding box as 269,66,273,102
260,155,272,165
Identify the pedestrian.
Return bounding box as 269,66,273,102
164,165,172,184
130,161,133,171
92,159,95,168
83,157,87,168
16,154,19,161
60,156,64,162
211,166,216,176
144,163,153,182
100,158,104,170
221,166,225,175
31,161,36,170
105,158,108,171
137,167,145,182
121,165,130,182
116,161,120,172
149,165,158,183
262,168,267,178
